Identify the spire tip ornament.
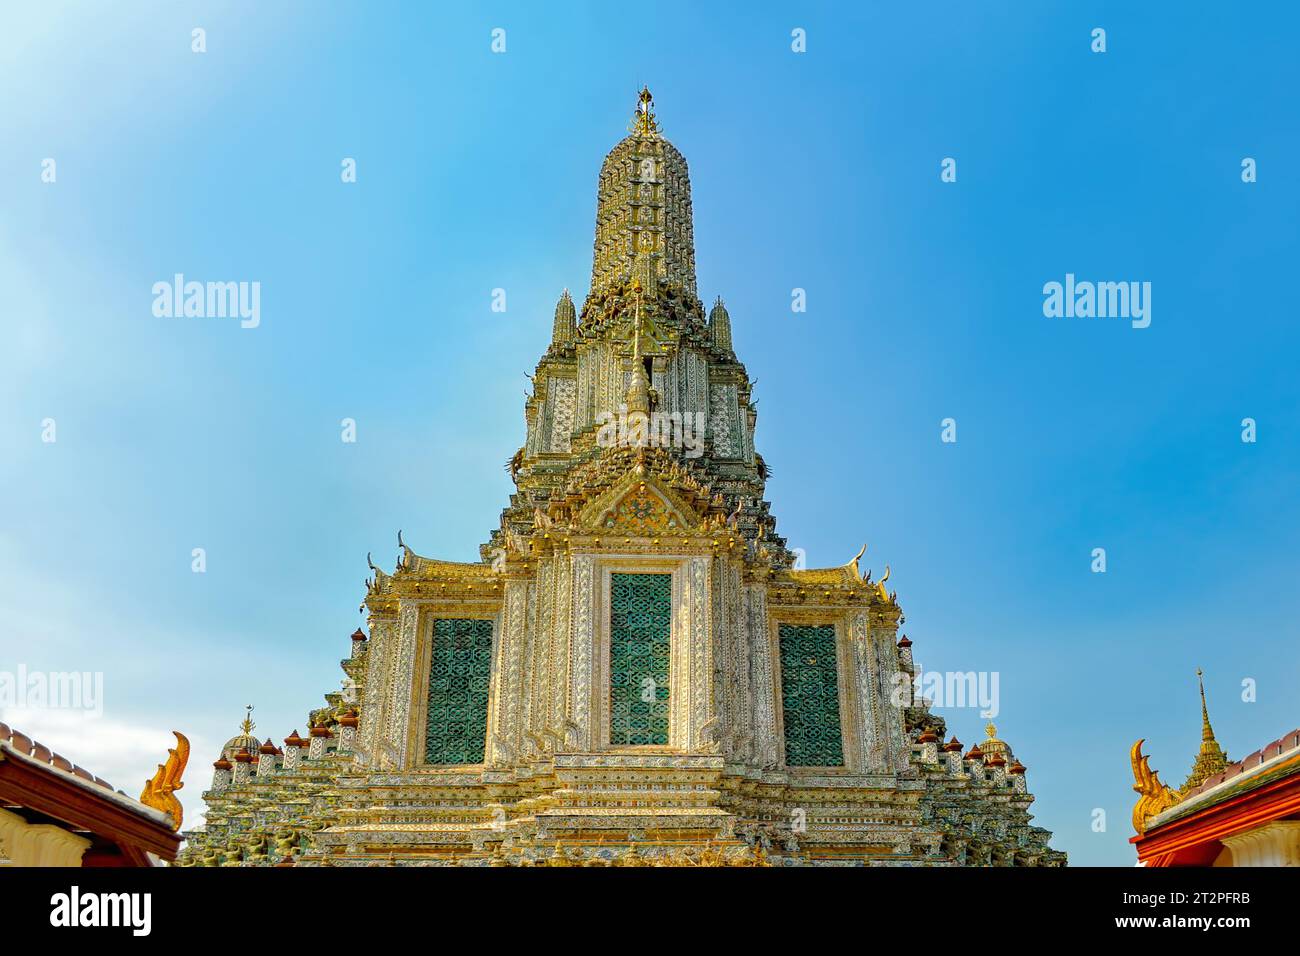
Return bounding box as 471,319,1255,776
630,85,659,135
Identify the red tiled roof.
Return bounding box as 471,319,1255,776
0,721,114,790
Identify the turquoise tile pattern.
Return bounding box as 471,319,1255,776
778,623,845,767
424,618,493,764
609,572,671,746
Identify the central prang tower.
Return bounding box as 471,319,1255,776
490,86,778,564
180,91,1065,867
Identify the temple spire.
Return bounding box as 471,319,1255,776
1182,668,1228,793
1197,667,1215,743
591,86,697,301
709,296,732,351
551,288,575,347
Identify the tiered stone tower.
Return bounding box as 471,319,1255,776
177,90,1065,867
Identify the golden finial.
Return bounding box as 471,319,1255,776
140,731,190,830
630,86,659,134
1182,668,1228,792
240,704,255,737
985,722,998,740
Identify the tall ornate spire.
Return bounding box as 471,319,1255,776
1182,668,1228,792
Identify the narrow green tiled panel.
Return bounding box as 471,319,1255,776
609,572,671,746
424,618,493,765
778,623,845,767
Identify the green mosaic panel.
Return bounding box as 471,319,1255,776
609,572,671,746
424,618,493,765
778,623,845,767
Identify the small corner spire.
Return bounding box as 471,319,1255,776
551,287,576,346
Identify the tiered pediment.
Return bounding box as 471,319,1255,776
578,471,702,535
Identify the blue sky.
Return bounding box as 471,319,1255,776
1,2,1297,865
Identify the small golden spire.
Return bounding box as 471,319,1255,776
1197,667,1214,742
1182,668,1228,793
240,704,256,737
986,722,998,740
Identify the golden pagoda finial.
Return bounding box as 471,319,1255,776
1182,668,1228,793
631,86,659,134
1197,667,1214,742
240,704,255,737
986,722,998,740
140,731,190,830
1130,738,1181,833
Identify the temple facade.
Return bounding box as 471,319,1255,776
177,90,1065,866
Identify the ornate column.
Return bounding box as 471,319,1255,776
358,610,397,766
281,732,305,772
210,755,232,792
255,740,279,777
1220,821,1300,866
231,748,253,786
676,555,715,751
337,710,359,754
860,605,908,772
747,583,778,767
484,575,515,766
550,553,576,749
568,554,597,750
494,574,531,759
383,602,420,767
848,610,878,772
0,808,90,867
308,724,333,761
717,560,751,763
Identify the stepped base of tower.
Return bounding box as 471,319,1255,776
181,746,1065,866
